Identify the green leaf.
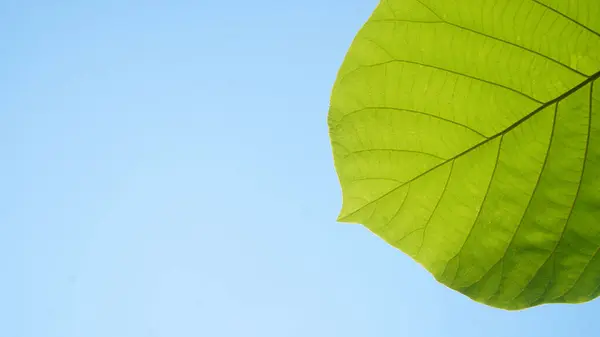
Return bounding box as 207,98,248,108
328,0,600,310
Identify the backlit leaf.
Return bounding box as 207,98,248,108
328,0,600,310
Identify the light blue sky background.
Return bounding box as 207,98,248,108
3,1,600,336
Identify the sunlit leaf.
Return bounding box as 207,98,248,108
328,0,600,310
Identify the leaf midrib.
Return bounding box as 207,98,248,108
338,69,600,221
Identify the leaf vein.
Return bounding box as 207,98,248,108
553,82,598,300
338,106,488,138
470,103,558,294
368,19,588,77
347,59,544,104
344,148,446,161
512,81,594,304
531,0,600,39
380,184,412,232
445,135,504,287
416,161,455,257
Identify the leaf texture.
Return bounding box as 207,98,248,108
328,0,600,310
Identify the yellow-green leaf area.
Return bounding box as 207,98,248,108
328,0,600,310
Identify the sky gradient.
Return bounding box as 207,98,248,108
3,1,600,336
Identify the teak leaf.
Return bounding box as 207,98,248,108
328,0,600,310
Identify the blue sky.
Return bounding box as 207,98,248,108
2,1,600,336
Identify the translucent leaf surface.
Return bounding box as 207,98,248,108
328,0,600,310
